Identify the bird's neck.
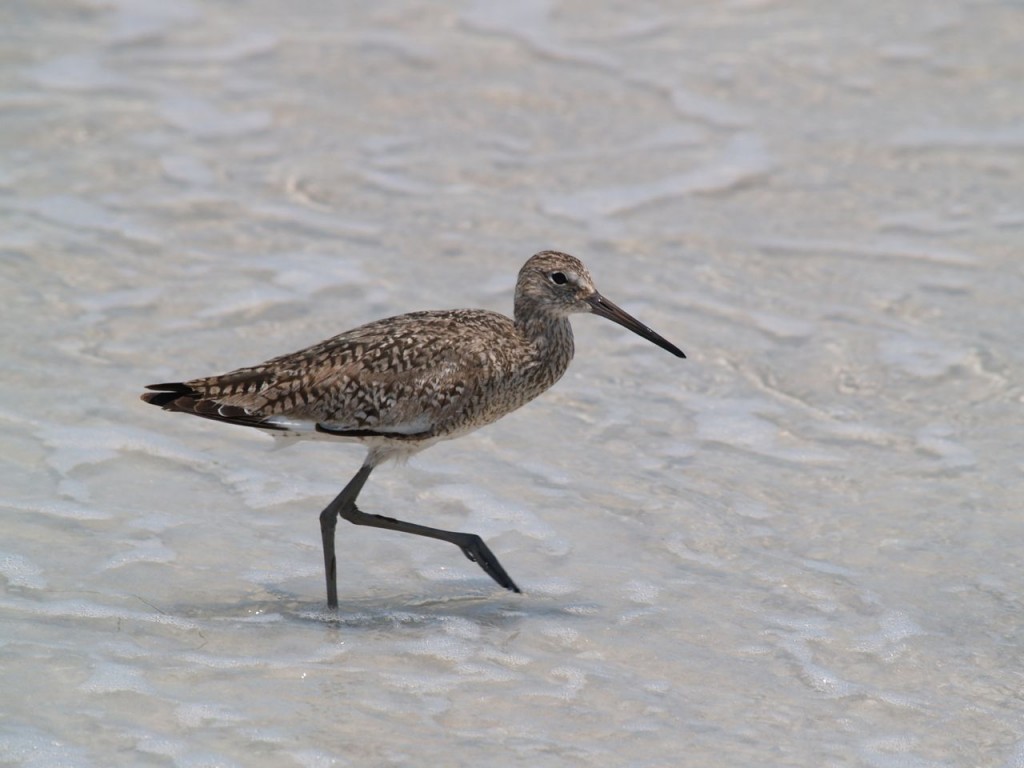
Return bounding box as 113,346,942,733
515,311,575,370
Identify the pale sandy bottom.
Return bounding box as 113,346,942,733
2,1,1023,766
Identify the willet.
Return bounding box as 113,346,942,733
142,250,684,607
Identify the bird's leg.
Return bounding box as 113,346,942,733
319,463,373,609
343,507,522,595
320,464,521,601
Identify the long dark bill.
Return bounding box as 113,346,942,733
586,293,686,358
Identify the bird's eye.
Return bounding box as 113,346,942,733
550,272,568,285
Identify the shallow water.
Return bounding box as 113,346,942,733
2,1,1023,766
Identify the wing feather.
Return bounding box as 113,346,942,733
141,310,523,438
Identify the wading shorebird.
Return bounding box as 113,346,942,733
142,251,685,607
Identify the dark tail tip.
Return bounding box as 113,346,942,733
141,382,194,408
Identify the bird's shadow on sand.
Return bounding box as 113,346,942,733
170,585,596,634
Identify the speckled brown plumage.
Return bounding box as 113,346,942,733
141,250,684,606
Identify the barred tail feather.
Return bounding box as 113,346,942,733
140,382,287,431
